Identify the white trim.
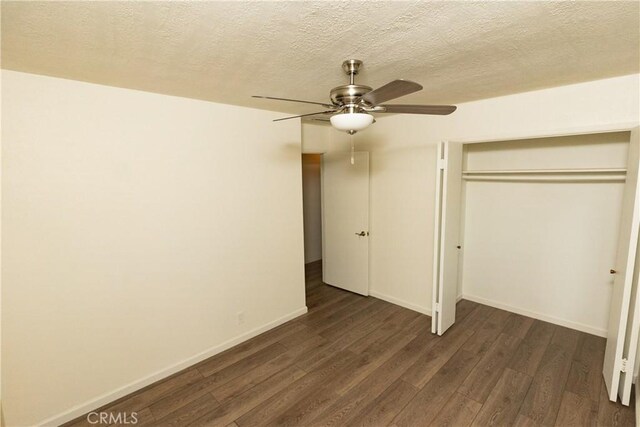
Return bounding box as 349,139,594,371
462,293,607,338
320,153,326,283
462,168,627,175
369,290,431,316
366,291,462,316
462,175,625,183
37,306,308,427
367,150,372,299
451,122,639,145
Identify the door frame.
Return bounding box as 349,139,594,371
301,124,372,299
450,122,639,146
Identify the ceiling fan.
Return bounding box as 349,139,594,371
253,59,457,134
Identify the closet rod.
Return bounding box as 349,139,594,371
462,168,627,175
463,175,626,183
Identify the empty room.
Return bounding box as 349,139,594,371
2,1,640,426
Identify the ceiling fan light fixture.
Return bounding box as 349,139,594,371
330,112,374,133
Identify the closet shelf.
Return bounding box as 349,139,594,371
462,168,627,175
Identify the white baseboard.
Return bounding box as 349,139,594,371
38,306,308,426
462,293,607,337
369,290,431,316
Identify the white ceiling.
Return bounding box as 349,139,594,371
2,1,639,115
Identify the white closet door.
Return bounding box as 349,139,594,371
432,141,463,335
603,126,640,404
322,151,370,296
620,235,640,405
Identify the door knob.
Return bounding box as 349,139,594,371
355,231,367,236
610,269,617,274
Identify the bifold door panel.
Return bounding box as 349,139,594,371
603,126,640,405
432,141,463,335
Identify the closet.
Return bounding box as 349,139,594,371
432,127,639,405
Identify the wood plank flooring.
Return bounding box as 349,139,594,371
65,260,635,426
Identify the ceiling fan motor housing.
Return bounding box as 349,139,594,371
330,84,372,110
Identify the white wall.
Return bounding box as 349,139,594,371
1,70,307,426
303,73,639,319
302,154,322,263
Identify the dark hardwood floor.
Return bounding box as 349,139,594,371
66,260,635,426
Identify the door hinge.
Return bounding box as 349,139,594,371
437,159,445,170
435,303,441,313
621,358,628,373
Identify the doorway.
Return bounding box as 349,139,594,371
302,154,323,303
301,150,371,303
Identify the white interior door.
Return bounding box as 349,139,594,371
322,151,370,295
432,141,463,335
603,126,640,404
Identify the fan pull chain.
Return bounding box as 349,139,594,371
350,134,355,165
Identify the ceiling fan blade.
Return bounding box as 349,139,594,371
379,104,457,115
253,96,335,109
273,110,336,122
361,80,423,105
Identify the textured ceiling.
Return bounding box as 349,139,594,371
2,1,639,115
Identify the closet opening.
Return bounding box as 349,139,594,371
433,126,640,405
459,131,630,336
